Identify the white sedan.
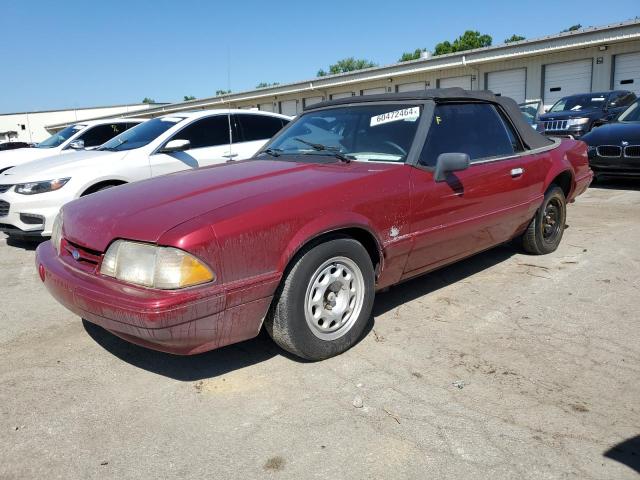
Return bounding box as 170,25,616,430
0,118,144,173
0,110,290,239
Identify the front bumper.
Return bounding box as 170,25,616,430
0,187,73,237
588,153,640,178
36,241,274,355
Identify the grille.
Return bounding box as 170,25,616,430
624,145,640,158
0,184,13,194
0,200,9,217
544,120,569,131
596,145,622,158
63,240,102,266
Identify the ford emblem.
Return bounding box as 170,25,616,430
72,249,80,261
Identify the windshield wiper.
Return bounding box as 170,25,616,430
293,137,352,163
262,147,283,157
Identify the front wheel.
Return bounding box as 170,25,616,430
520,185,567,255
265,238,375,360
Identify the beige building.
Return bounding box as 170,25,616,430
48,19,640,130
0,103,165,143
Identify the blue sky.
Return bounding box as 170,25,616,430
1,0,638,113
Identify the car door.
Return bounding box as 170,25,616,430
235,113,289,158
149,114,240,177
403,102,543,277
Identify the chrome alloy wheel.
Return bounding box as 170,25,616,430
304,256,365,341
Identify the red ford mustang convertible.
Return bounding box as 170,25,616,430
36,89,592,360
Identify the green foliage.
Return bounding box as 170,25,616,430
504,34,526,43
215,89,231,96
399,48,426,62
141,97,155,104
316,57,378,77
256,82,280,88
183,95,196,101
434,30,492,56
562,24,582,32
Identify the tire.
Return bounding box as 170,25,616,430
265,237,375,361
521,185,566,255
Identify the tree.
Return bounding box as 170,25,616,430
504,34,525,43
316,57,377,77
562,24,582,32
256,82,280,88
183,95,196,101
434,30,492,56
215,89,231,96
141,97,155,104
398,48,426,62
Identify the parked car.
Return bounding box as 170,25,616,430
36,89,592,361
0,110,290,239
519,100,544,129
537,90,636,138
0,119,144,174
0,141,32,151
581,98,640,179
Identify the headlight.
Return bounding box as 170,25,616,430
100,240,215,289
566,118,590,128
15,178,70,195
51,212,63,255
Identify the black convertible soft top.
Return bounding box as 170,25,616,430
306,88,554,151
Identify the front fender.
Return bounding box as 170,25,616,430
278,211,384,274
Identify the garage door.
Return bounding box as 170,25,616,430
303,96,323,108
396,81,425,93
331,92,354,100
543,59,592,108
614,52,640,95
259,103,275,112
280,100,299,116
438,75,472,90
487,68,526,103
361,87,386,95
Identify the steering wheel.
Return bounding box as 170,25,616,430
383,140,407,156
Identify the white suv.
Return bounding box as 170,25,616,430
0,119,144,174
0,110,290,239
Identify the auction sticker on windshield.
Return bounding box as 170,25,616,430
370,107,420,127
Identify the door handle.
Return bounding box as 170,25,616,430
511,167,524,178
222,153,238,159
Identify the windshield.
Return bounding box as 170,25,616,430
519,101,541,125
36,124,84,148
549,95,607,113
617,100,640,122
98,116,186,151
263,104,422,162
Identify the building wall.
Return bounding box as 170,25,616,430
0,103,157,143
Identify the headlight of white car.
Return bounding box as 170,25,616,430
566,118,590,128
100,240,215,289
51,212,63,255
15,178,70,195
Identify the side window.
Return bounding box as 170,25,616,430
419,103,519,167
78,123,128,147
620,93,636,107
237,114,288,142
171,115,232,148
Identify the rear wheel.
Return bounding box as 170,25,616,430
265,238,375,360
521,185,566,255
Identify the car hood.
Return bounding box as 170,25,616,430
0,147,64,171
0,150,126,183
539,110,602,121
581,122,640,145
62,158,399,252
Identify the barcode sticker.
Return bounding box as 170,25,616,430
370,107,420,127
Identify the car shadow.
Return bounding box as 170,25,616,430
3,234,47,251
84,243,516,381
590,177,640,191
604,435,640,474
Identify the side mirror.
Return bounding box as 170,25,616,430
434,153,470,182
161,139,191,153
68,139,85,150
